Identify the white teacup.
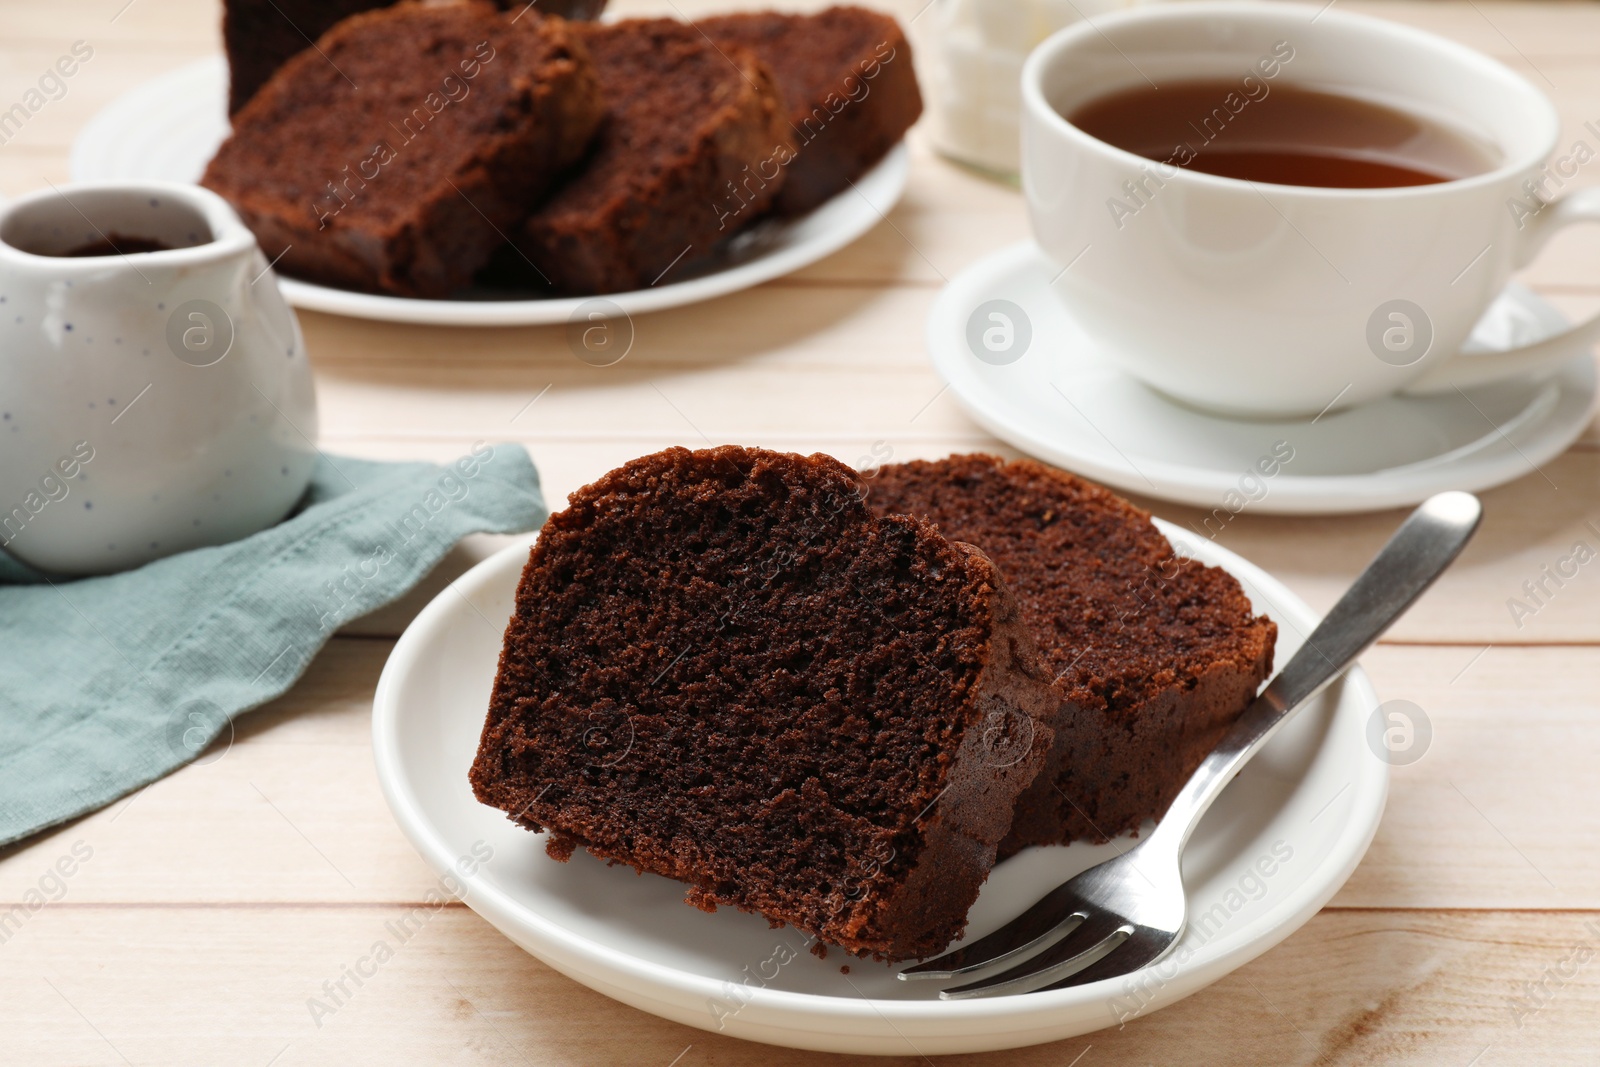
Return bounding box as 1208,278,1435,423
0,182,318,576
1022,1,1600,418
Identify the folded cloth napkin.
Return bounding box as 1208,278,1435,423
0,444,547,848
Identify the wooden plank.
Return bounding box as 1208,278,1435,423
3,640,1596,910
2,904,1599,1064
1345,0,1600,63
11,0,1600,292
0,45,217,162
0,0,221,46
12,0,1600,63
288,414,1600,646
4,1,1599,1063
0,638,438,907
1339,644,1600,910
1177,456,1600,646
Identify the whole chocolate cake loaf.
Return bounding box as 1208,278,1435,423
222,0,609,115
515,19,793,294
204,3,603,298
700,6,924,215
470,446,1058,961
867,454,1277,855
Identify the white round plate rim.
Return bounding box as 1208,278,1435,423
69,56,908,327
930,241,1597,515
371,522,1387,1053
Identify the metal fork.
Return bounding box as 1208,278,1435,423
900,491,1482,998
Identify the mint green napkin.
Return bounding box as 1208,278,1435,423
0,445,546,848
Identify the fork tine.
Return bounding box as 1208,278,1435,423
898,882,1088,981
1036,926,1177,994
939,915,1133,999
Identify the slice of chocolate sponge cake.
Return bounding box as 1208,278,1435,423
700,6,923,216
514,20,794,294
222,0,609,115
470,446,1058,961
204,3,603,297
867,454,1276,855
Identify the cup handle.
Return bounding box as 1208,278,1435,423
1402,185,1600,395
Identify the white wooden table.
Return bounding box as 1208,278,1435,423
4,0,1600,1062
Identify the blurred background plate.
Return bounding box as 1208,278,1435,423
70,57,909,326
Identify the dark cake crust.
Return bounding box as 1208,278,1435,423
514,20,795,295
866,454,1276,855
470,446,1058,961
222,0,610,115
224,0,398,117
204,3,603,298
700,6,923,216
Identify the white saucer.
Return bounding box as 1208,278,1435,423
371,523,1385,1055
931,242,1597,514
69,58,908,327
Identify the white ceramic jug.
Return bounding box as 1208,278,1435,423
0,181,318,575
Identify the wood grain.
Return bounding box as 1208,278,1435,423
3,0,1600,1063
4,639,1594,911
6,904,1600,1065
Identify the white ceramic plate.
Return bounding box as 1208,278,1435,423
69,57,909,326
930,241,1598,515
371,522,1387,1056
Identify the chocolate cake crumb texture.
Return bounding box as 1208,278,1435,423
471,445,1058,961
515,19,794,295
205,3,603,298
222,0,609,114
868,454,1277,854
700,6,923,216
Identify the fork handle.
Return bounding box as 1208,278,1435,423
1147,491,1482,856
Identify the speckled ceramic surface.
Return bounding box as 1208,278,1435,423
0,181,318,575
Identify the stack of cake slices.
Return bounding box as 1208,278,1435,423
202,1,923,298
471,446,1277,962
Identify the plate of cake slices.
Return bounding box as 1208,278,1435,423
69,3,919,326
371,446,1388,1055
